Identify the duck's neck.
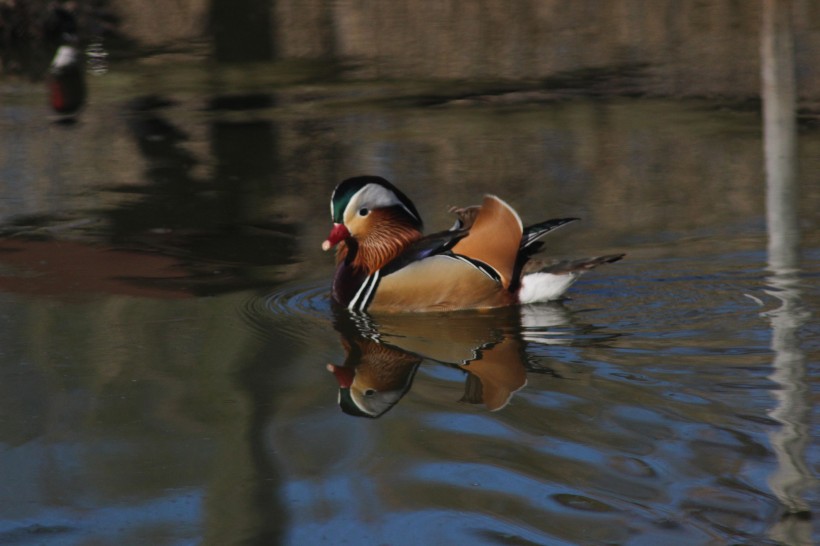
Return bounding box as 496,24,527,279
332,252,368,307
354,224,422,274
331,216,421,307
338,218,422,275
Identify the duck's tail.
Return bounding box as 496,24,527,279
517,254,625,303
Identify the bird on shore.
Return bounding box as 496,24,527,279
322,175,623,313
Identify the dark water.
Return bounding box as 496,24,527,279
1,8,820,546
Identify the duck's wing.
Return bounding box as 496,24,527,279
365,227,513,312
381,228,469,275
521,217,579,250
450,195,523,289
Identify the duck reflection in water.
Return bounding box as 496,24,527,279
48,40,86,118
44,2,86,120
328,304,584,418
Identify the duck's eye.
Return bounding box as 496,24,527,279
364,389,376,397
358,207,369,217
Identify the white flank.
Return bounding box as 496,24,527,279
518,272,580,303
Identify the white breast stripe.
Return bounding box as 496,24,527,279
348,270,381,311
348,274,372,310
360,269,380,310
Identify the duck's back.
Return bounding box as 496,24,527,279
368,195,523,312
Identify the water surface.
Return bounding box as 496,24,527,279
1,30,819,546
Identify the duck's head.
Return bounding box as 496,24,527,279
321,176,423,251
327,363,412,418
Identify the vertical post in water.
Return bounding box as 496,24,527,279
762,0,799,269
761,2,813,544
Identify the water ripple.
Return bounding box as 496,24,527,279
263,279,332,319
238,279,332,340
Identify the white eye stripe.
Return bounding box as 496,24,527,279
344,184,420,223
329,186,338,219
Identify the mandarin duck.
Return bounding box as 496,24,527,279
45,2,85,118
48,40,86,117
322,176,623,313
